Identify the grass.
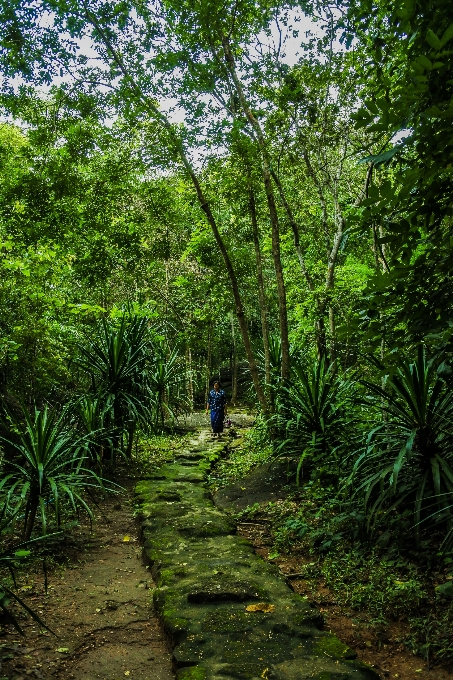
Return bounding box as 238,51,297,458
134,431,192,470
206,418,272,491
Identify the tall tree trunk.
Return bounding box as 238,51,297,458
270,169,326,359
205,327,212,407
230,311,238,405
82,6,268,415
186,344,194,410
270,169,314,290
221,35,290,382
249,189,271,385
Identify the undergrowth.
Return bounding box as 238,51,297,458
234,478,453,668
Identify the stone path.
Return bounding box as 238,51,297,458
135,430,380,680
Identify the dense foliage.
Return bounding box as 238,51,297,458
0,0,451,650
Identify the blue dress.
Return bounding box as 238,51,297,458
208,389,226,433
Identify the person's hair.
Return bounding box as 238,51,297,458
213,380,221,387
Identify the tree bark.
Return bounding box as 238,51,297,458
230,311,238,405
186,344,194,410
221,35,290,382
205,326,212,407
249,189,271,385
270,169,314,291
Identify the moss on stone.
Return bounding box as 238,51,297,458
187,577,267,603
175,665,207,680
159,569,176,586
135,436,381,680
313,635,357,660
313,673,350,680
217,663,273,679
201,610,253,634
176,515,235,538
290,610,324,630
215,634,289,665
155,491,183,501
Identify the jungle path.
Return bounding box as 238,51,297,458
0,478,173,680
136,424,379,680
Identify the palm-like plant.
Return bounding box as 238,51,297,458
1,405,110,539
275,357,354,482
0,499,57,634
149,342,189,429
76,315,153,458
351,347,453,545
75,395,112,466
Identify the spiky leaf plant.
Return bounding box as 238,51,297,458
1,405,114,539
149,342,189,429
350,346,453,547
275,357,355,482
76,315,153,457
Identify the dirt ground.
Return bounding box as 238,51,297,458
213,461,452,680
0,482,173,680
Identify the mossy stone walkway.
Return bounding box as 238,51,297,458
135,432,379,680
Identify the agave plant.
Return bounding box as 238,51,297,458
350,346,453,546
149,342,189,430
275,357,355,482
74,394,113,467
1,405,112,540
76,315,153,458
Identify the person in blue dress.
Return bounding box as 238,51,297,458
206,381,227,438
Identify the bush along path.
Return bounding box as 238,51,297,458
135,430,379,680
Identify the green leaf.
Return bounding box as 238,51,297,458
440,22,453,47
358,147,400,167
426,30,442,50
416,55,433,70
435,581,453,597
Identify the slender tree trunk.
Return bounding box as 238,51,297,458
125,420,136,459
230,311,238,405
270,169,314,291
82,6,268,414
249,189,271,385
221,35,290,382
24,493,39,541
205,328,212,407
186,345,194,410
270,168,326,360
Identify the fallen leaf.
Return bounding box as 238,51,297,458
246,603,275,613
55,648,69,654
124,672,131,676
95,608,101,613
123,535,131,542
